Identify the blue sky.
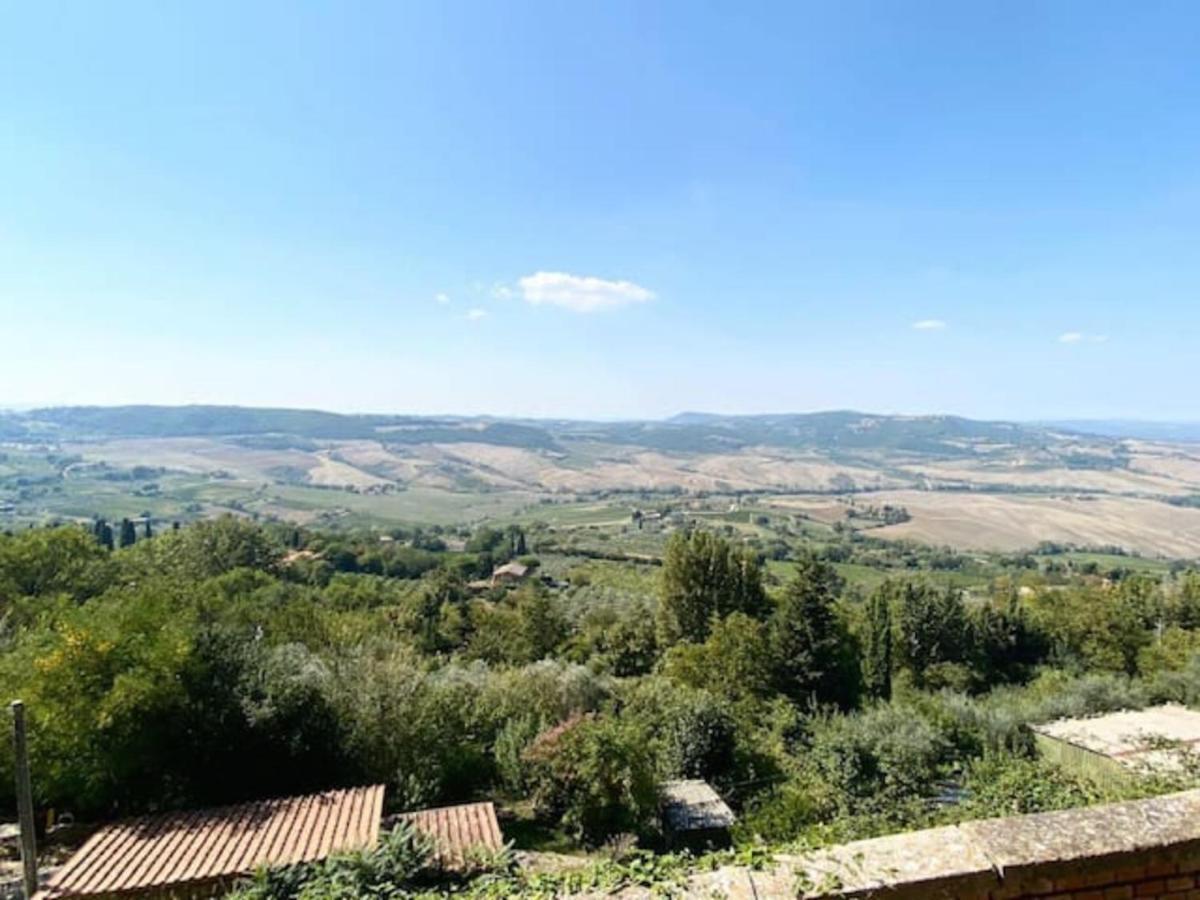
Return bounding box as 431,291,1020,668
2,1,1197,420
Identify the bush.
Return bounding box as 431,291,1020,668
804,704,949,818
955,752,1103,820
523,714,658,846
623,678,736,782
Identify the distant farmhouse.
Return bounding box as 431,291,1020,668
490,561,529,586
469,560,533,592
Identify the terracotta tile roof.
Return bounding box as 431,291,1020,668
398,802,503,868
39,785,384,899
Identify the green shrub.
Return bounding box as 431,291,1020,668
523,713,658,846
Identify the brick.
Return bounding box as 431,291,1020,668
1138,882,1168,897
1058,869,1124,891
1104,887,1134,899
1115,864,1149,883
1168,877,1197,891
1148,861,1181,879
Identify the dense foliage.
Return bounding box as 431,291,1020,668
3,515,1200,895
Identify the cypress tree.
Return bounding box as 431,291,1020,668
768,552,845,707
119,518,137,548
862,584,894,701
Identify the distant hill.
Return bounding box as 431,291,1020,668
6,405,560,450
1044,420,1200,443
6,404,1200,556
1,404,1063,457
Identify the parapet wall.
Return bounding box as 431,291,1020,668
649,789,1200,899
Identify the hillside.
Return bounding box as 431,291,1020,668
2,405,1199,557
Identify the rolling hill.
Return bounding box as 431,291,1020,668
2,405,1199,556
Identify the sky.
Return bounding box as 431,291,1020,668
1,1,1198,421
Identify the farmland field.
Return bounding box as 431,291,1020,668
3,406,1199,561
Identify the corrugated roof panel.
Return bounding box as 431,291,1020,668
39,786,384,899
397,802,504,868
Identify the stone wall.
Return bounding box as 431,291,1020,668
611,789,1200,899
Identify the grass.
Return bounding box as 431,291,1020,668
499,801,581,855
1056,551,1174,574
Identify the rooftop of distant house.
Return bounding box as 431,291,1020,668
492,561,529,579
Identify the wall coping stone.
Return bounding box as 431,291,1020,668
577,788,1200,898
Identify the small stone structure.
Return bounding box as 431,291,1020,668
659,780,734,849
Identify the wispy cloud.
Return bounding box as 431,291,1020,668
1059,331,1108,344
515,271,655,313
912,319,947,331
465,308,487,321
435,292,450,305
491,283,515,301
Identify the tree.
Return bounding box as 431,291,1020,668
968,593,1044,687
0,525,113,601
514,584,568,662
93,518,114,551
661,612,774,703
768,554,847,707
143,518,154,540
127,515,280,580
861,584,893,701
656,530,767,646
119,518,138,548
625,679,736,781
896,582,968,688
509,526,528,556
1173,571,1200,630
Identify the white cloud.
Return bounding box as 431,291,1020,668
435,292,450,305
1059,332,1108,344
465,308,487,321
516,271,655,313
912,319,947,331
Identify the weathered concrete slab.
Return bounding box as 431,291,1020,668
563,788,1200,898
959,788,1200,874
782,825,997,898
